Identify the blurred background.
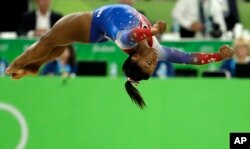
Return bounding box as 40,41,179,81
0,0,250,149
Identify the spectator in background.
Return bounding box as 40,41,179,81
41,45,77,77
220,0,240,31
220,37,250,76
17,0,62,37
118,0,146,16
172,0,226,38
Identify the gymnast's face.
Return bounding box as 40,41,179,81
131,48,158,76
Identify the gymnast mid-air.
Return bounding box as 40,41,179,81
6,4,234,108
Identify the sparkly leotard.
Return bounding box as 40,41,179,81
90,4,223,65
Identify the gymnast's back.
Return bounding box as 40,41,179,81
90,4,146,43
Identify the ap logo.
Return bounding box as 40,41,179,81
230,133,250,149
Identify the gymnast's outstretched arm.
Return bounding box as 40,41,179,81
6,12,92,79
161,45,234,65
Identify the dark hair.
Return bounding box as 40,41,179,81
122,55,150,109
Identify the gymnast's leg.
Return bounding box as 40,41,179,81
6,12,92,79
11,46,67,79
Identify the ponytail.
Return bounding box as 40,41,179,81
125,81,146,108
123,55,150,109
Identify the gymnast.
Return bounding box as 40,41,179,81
6,4,234,108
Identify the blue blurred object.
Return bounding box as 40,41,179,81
41,60,77,76
220,59,236,76
0,59,8,76
152,61,175,78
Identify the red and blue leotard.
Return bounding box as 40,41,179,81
90,4,223,65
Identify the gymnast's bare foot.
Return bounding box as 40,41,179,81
6,62,40,79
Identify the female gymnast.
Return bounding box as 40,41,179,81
6,4,234,108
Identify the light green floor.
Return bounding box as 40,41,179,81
0,77,250,149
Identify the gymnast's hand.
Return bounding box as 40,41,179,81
219,45,234,59
151,21,166,35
